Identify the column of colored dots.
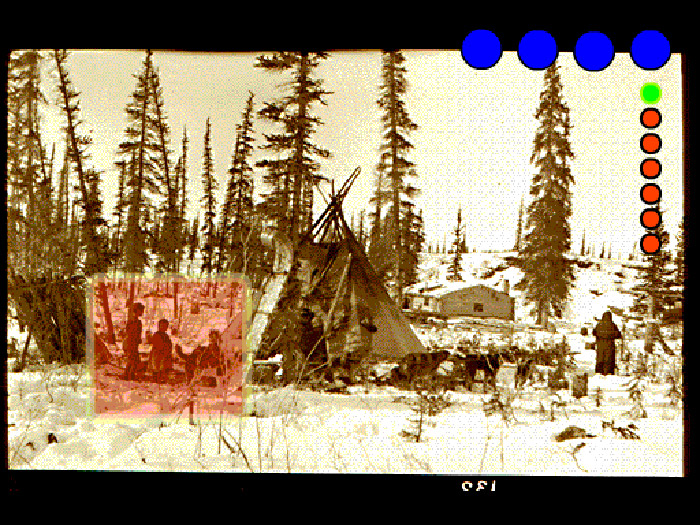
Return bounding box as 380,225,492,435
639,82,663,254
633,31,670,255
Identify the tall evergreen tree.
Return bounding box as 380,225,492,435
176,127,189,272
220,92,256,274
7,49,51,275
515,61,575,327
117,50,164,274
112,159,128,262
255,52,331,244
149,61,178,272
515,196,524,252
448,206,465,281
54,49,111,277
374,50,419,304
200,118,218,276
580,229,586,257
631,213,674,318
399,202,424,287
188,214,199,273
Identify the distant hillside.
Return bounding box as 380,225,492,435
414,251,643,329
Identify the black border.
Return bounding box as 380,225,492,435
4,18,694,504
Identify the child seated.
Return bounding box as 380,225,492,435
176,329,222,384
149,319,173,384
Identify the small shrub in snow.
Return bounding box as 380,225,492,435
602,420,641,440
667,374,682,407
482,389,516,424
400,381,452,442
594,386,603,407
624,353,649,419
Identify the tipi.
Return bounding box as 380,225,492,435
246,168,427,383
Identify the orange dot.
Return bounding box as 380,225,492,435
641,184,661,204
641,234,660,254
641,134,661,154
641,108,661,129
641,208,661,229
641,158,661,178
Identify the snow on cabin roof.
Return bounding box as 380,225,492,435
405,279,506,298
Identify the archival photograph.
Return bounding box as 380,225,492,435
6,47,684,475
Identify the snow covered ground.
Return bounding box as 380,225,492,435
6,252,684,474
7,370,683,474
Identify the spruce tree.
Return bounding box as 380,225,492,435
54,49,110,277
631,213,674,319
149,61,178,272
516,61,575,327
177,127,189,272
448,206,465,281
580,229,586,257
375,50,419,305
7,49,50,275
112,159,128,263
515,196,524,252
200,118,218,277
117,50,164,274
255,52,331,244
220,92,256,274
188,214,199,273
400,202,424,287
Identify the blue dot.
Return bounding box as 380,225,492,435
518,30,558,70
461,30,502,69
631,30,670,70
575,31,614,71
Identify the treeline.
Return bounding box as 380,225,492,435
6,48,426,364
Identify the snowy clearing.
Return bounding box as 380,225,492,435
7,251,684,475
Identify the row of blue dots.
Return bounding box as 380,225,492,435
462,30,671,71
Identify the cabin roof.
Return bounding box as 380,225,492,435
405,280,509,298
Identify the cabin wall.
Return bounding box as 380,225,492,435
409,295,440,313
439,286,513,320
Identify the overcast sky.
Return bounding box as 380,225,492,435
38,49,683,257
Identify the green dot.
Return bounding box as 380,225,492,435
641,82,662,104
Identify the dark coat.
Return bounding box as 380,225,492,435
122,318,143,380
593,312,622,375
123,319,142,357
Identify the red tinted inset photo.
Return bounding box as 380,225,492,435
88,275,247,421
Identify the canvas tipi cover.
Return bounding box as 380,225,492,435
307,219,427,361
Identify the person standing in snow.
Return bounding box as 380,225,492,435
122,302,145,380
593,311,622,375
